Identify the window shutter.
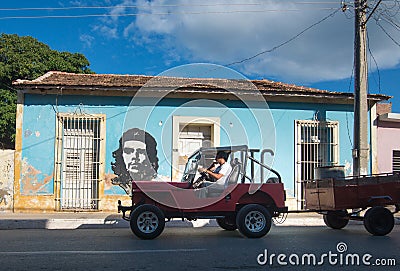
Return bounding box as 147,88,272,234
393,150,400,173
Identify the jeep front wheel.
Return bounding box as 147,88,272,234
236,204,272,238
130,204,165,239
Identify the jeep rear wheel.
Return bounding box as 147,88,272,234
216,217,237,231
323,210,349,229
236,204,271,238
130,204,165,240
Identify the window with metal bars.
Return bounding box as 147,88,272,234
393,150,400,173
56,115,102,211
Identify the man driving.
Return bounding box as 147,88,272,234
198,151,232,187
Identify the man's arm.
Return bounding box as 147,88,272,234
204,169,223,181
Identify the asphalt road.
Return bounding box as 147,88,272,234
0,225,398,271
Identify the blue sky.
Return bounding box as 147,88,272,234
1,0,400,111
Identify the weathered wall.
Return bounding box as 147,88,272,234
0,149,14,212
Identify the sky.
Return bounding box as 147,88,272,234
1,0,400,111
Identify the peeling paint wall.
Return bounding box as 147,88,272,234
19,100,55,196
20,158,53,195
0,150,14,212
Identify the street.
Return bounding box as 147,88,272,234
0,224,398,271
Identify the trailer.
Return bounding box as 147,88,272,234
304,173,400,236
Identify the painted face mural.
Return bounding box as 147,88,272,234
122,140,147,175
111,128,159,195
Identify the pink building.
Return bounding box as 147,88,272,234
376,103,400,173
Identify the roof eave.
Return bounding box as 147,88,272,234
15,84,390,105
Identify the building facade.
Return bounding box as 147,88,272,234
12,71,389,212
375,103,400,174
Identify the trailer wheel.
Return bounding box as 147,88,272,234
130,204,165,240
216,217,237,231
323,210,349,229
236,204,271,238
363,206,394,236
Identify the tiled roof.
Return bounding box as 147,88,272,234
13,71,390,101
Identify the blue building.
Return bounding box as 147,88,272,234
12,71,389,212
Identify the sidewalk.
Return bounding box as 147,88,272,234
0,212,128,230
0,212,399,230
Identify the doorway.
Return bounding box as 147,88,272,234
295,120,339,209
172,116,220,181
55,114,104,211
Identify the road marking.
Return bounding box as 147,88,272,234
0,248,207,256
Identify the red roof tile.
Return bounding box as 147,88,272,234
13,71,390,102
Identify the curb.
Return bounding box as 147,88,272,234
0,218,220,230
0,218,129,230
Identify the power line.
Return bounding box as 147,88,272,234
0,8,340,20
380,15,400,30
372,0,400,20
0,2,345,12
225,7,341,67
376,20,400,47
344,17,357,149
372,1,400,46
366,29,382,93
365,0,383,25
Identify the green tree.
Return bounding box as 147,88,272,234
0,33,94,149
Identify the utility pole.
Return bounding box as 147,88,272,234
353,0,369,176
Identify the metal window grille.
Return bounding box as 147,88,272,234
295,120,339,209
393,150,400,173
57,115,101,211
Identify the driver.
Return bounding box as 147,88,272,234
198,151,232,187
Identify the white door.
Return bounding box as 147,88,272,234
178,138,203,174
176,125,212,180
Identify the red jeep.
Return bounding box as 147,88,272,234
118,145,287,239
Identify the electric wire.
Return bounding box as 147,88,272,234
376,20,400,47
224,7,341,67
366,29,382,93
372,0,400,19
343,5,356,19
346,62,355,148
380,15,400,30
379,0,400,17
0,8,341,20
0,2,347,12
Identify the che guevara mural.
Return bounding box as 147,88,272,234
111,128,159,195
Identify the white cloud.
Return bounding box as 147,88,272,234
107,0,400,83
93,24,118,39
80,34,95,48
109,0,135,22
92,0,135,39
67,1,84,6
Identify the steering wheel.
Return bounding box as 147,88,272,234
200,171,210,179
193,170,215,189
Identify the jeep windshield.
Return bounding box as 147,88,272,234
180,151,201,183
